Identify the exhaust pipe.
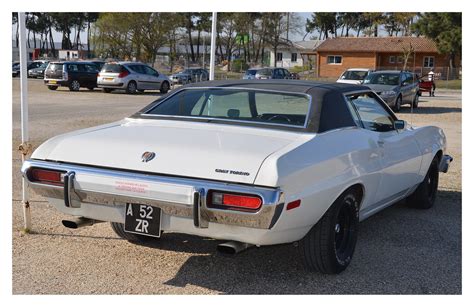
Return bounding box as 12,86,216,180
217,241,254,255
62,217,100,229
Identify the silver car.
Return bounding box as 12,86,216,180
97,62,171,94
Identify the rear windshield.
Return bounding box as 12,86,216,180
47,63,63,72
363,73,400,86
101,64,123,73
341,70,368,81
142,88,310,127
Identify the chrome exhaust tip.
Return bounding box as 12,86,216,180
217,241,253,255
62,217,98,229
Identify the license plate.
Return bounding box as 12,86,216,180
49,80,57,84
124,204,161,238
104,77,114,81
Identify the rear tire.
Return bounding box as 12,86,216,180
160,81,170,94
299,189,359,274
110,222,157,243
69,80,81,91
47,86,58,91
407,157,439,209
126,81,137,94
102,88,113,93
412,93,419,108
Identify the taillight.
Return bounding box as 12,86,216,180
208,191,262,211
29,168,65,186
118,70,129,78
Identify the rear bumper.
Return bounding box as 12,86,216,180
44,79,68,87
21,160,285,236
97,82,125,88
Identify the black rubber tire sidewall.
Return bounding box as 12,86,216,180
126,81,137,94
394,96,402,112
47,86,58,91
299,190,359,274
407,157,439,209
103,88,113,93
110,222,157,242
413,93,419,108
160,81,170,94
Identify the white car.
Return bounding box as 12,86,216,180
97,62,171,94
337,68,374,84
21,80,452,274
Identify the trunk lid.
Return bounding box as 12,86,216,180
43,119,306,184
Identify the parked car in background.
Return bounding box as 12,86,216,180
242,68,259,80
98,62,171,94
362,70,420,112
337,68,374,84
12,62,21,77
21,80,452,274
28,61,50,79
12,60,47,77
169,68,209,84
90,60,106,71
44,61,100,91
253,67,298,80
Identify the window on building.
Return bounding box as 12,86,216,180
291,53,298,62
389,56,396,64
424,56,435,68
397,56,403,63
276,52,283,62
327,55,342,64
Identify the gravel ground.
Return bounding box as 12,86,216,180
11,79,462,294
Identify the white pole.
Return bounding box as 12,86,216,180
209,12,217,81
19,12,32,232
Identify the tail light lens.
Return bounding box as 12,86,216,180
118,70,129,78
29,168,65,186
208,191,262,211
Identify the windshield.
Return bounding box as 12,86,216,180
142,88,310,127
341,70,368,81
363,73,400,86
245,69,258,76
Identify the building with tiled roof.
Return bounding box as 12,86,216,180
312,36,460,78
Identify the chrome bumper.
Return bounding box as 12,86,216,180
21,160,284,229
439,154,453,173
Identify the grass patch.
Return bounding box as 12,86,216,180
436,79,462,90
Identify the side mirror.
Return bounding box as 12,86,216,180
394,120,405,130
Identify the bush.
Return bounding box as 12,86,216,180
231,59,249,73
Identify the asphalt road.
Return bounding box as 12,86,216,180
11,79,462,294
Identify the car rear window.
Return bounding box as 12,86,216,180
341,70,368,81
363,73,400,86
246,69,257,76
142,88,311,128
47,63,63,72
101,64,124,73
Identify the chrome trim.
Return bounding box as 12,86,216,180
138,86,313,129
63,171,75,208
439,154,453,173
21,160,284,229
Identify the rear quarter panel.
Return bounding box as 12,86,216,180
411,125,447,176
255,128,383,238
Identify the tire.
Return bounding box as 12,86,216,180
126,81,137,94
47,86,58,91
102,88,113,93
110,222,157,243
160,81,170,94
69,80,81,91
393,96,402,112
412,93,419,108
407,157,439,209
299,189,359,274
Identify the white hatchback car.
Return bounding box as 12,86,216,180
337,68,374,84
97,62,171,94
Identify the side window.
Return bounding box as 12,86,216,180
129,65,144,74
405,73,414,84
400,73,407,85
346,93,395,132
67,64,79,72
84,64,97,73
144,66,158,76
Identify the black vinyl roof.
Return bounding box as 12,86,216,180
135,80,373,133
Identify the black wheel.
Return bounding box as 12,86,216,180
126,81,137,94
160,81,170,94
110,222,157,243
393,96,402,112
407,157,439,209
412,93,419,108
102,88,113,93
69,80,81,91
299,189,359,274
47,86,58,91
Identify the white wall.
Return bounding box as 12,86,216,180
269,50,304,68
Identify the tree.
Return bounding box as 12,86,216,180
412,13,461,70
305,13,338,39
85,13,99,57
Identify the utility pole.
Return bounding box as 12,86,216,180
209,12,217,80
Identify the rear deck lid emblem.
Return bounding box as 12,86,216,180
141,151,156,163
